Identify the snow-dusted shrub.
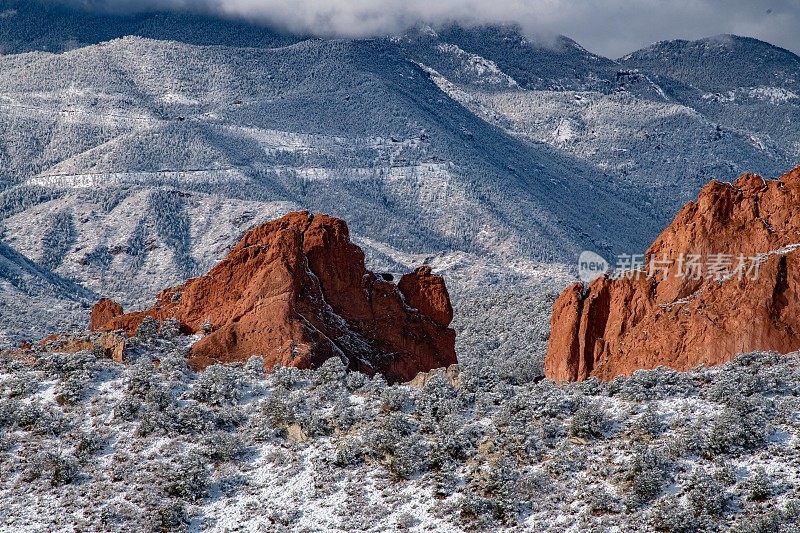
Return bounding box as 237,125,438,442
586,487,623,516
1,374,38,398
260,387,293,428
159,351,192,382
35,350,98,381
394,513,419,530
196,431,245,462
458,360,501,395
344,369,367,392
364,412,415,458
432,462,459,498
609,366,696,401
190,364,243,406
113,394,142,422
569,401,610,439
243,355,266,380
706,361,768,403
0,429,14,452
164,454,209,502
630,404,664,441
269,365,302,390
72,430,105,463
649,497,698,532
125,359,162,399
745,467,774,502
109,452,134,483
686,470,727,517
621,445,669,505
416,375,459,431
428,425,470,469
157,500,190,532
173,403,217,436
380,385,412,413
457,491,500,529
295,408,333,438
56,373,90,405
332,437,366,467
15,401,69,435
49,453,80,486
385,435,429,480
459,460,522,526
712,458,738,486
704,397,769,456
313,356,347,385
20,450,80,486
136,403,177,437
0,399,21,429
330,397,358,432
135,316,160,342
159,318,182,340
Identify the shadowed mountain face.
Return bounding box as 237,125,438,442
0,33,661,279
0,0,303,53
0,3,798,350
619,35,800,93
0,239,93,343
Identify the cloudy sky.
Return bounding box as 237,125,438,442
65,0,800,57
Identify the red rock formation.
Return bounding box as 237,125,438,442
545,166,800,382
90,211,457,382
89,298,124,331
398,266,454,327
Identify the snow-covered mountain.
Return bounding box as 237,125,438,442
0,2,798,345
0,239,92,343
619,34,800,175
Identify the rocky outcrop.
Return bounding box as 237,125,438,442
89,298,124,331
39,332,128,363
545,166,800,382
90,211,457,383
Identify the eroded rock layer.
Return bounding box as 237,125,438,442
545,167,800,382
90,211,457,382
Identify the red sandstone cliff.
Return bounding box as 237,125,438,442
90,211,457,383
545,166,800,382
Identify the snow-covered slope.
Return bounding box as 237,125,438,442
0,240,92,343
0,34,659,313
1,343,798,531
405,29,798,218
619,35,800,170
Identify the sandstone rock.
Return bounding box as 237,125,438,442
89,298,124,331
545,166,800,382
398,266,454,327
39,332,128,362
90,211,457,382
408,363,460,389
286,424,309,443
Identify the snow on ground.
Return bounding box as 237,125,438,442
1,338,799,532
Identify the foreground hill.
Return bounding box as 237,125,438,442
0,340,798,530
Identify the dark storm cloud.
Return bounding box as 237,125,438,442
56,0,800,57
